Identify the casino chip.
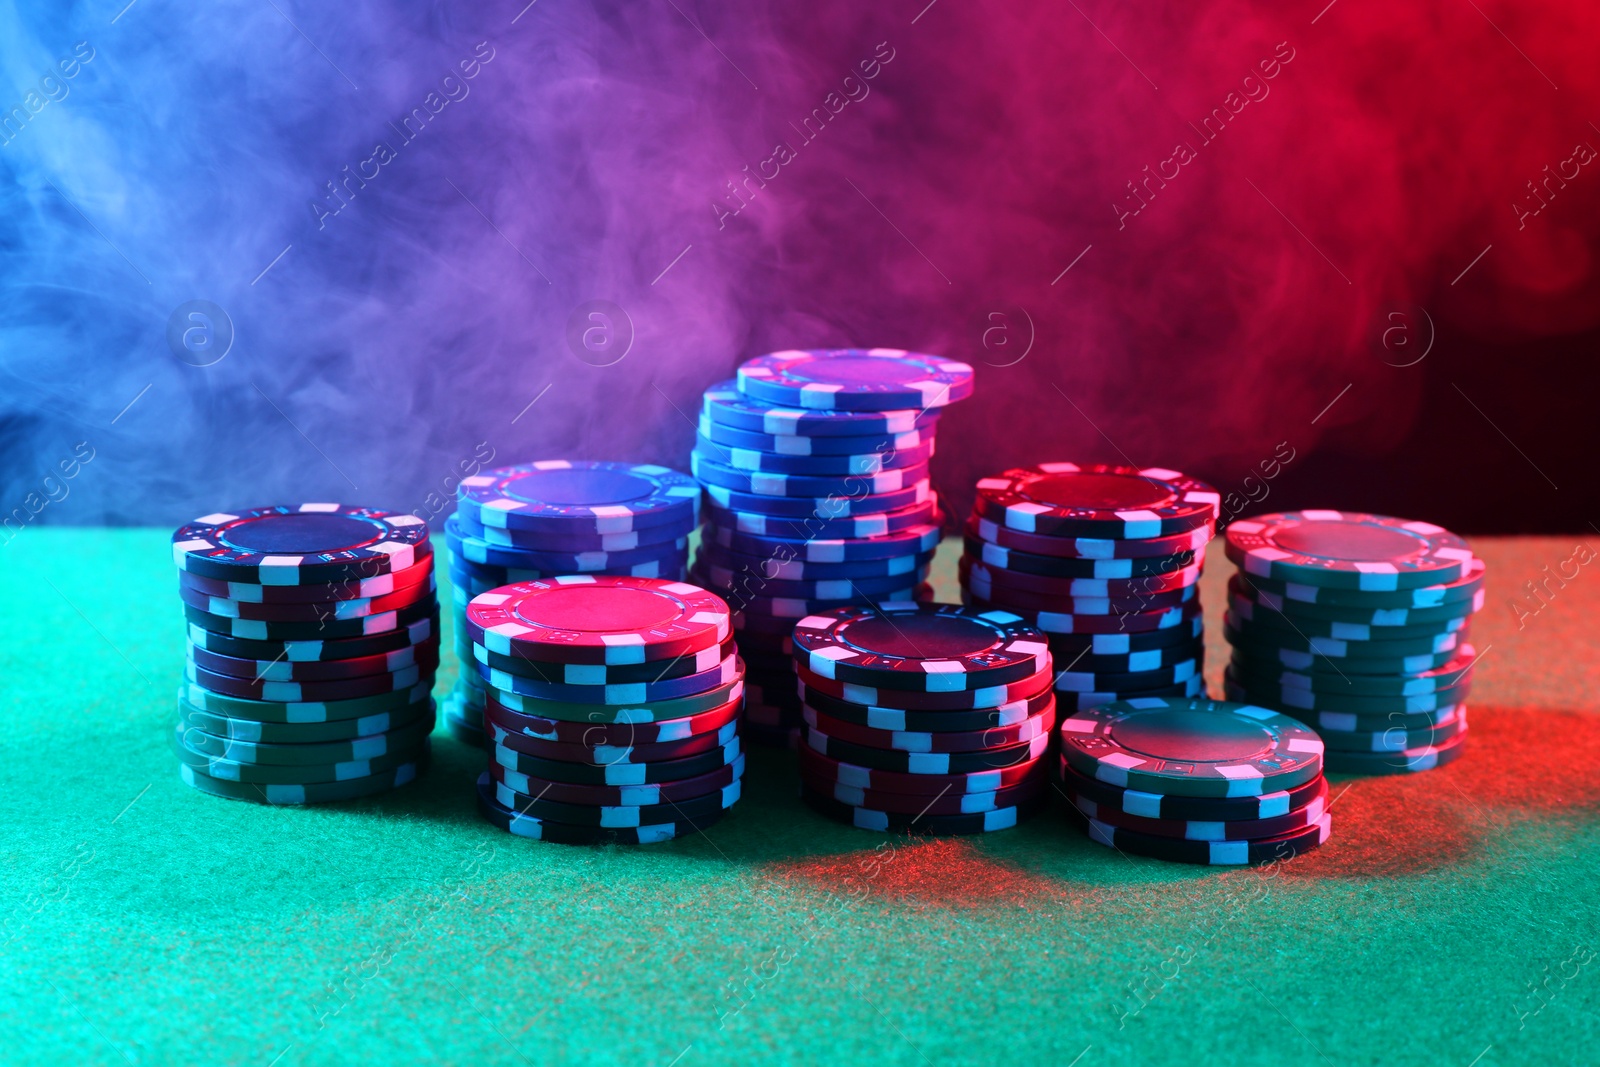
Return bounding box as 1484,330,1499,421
1053,696,1331,865
171,504,442,802
1222,514,1483,775
974,464,1219,539
736,348,975,411
790,603,1047,693
457,460,698,533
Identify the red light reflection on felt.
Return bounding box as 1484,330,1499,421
765,837,1066,910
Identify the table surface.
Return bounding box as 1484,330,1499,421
3,530,1597,1066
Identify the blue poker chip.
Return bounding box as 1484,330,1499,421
691,450,930,499
701,517,942,563
736,349,975,412
704,498,939,539
694,432,935,476
695,556,931,600
451,506,687,553
699,540,934,581
445,516,687,573
457,461,699,532
701,380,940,437
172,504,431,584
701,479,932,519
698,414,937,457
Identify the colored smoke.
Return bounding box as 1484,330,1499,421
1,0,1595,529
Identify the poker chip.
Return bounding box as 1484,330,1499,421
705,520,942,566
184,613,439,663
962,559,1199,612
188,640,440,682
178,555,435,603
1052,675,1205,712
176,574,437,622
178,714,436,766
973,464,1219,539
1294,702,1465,734
1058,696,1324,798
1075,809,1331,865
1044,615,1206,655
714,580,925,620
179,698,435,745
471,637,734,685
798,744,1050,796
1220,673,1471,716
447,514,688,570
960,556,1203,598
964,528,1202,579
1063,777,1329,841
181,597,437,642
969,515,1214,560
801,700,1056,753
1314,709,1469,753
803,774,1048,817
487,678,745,725
475,773,727,844
1050,640,1197,675
1320,728,1469,774
1056,759,1326,822
466,577,728,664
702,478,932,519
736,348,975,411
803,723,1050,776
488,765,741,826
696,560,932,600
1235,556,1487,610
801,682,1051,733
1052,658,1198,694
490,712,740,766
1228,645,1477,695
697,432,935,475
694,415,934,460
474,652,741,704
800,787,1045,834
1228,574,1485,627
1224,614,1462,659
704,499,940,540
489,736,742,787
487,754,747,807
1225,593,1470,643
698,539,934,581
181,753,428,805
691,450,931,499
797,660,1054,711
171,723,423,784
790,603,1048,693
1225,511,1471,591
172,504,443,804
457,460,698,533
486,695,741,746
964,593,1202,635
172,504,431,584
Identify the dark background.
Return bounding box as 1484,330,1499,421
2,0,1595,535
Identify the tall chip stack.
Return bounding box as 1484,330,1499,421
688,348,974,746
467,576,745,844
1056,696,1332,864
960,464,1219,713
1221,511,1484,774
170,504,439,803
442,461,699,747
790,603,1055,835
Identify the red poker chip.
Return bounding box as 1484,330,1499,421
973,464,1219,539
177,574,436,622
798,743,1048,795
960,556,1202,597
466,576,731,665
484,692,742,746
789,603,1048,694
800,698,1057,753
800,768,1048,816
795,660,1053,712
487,753,747,807
966,514,1214,560
487,702,740,764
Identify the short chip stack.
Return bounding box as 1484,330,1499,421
688,348,974,745
1057,696,1331,864
443,461,700,747
467,576,745,844
960,464,1219,714
1221,511,1484,774
171,504,439,803
790,603,1055,835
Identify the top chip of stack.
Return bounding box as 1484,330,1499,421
1056,696,1331,864
790,602,1056,834
170,504,441,804
1220,511,1483,774
443,461,700,746
690,349,974,745
959,463,1220,714
465,575,745,844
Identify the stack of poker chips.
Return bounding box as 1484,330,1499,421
790,603,1055,835
1057,696,1331,864
442,461,699,747
171,504,439,804
1221,511,1484,774
689,348,975,745
960,464,1219,714
466,576,744,844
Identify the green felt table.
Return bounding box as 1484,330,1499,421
3,530,1598,1066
